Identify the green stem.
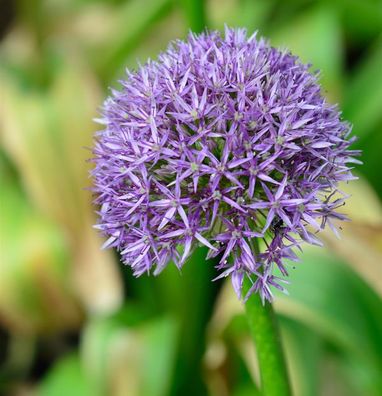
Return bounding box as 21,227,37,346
243,278,291,396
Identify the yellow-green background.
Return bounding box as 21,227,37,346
1,1,381,395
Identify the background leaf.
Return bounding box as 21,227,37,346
270,4,343,100
38,354,91,396
1,0,381,395
81,312,178,396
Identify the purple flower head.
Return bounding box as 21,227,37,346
92,27,360,302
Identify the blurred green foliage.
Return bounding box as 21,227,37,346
0,0,381,395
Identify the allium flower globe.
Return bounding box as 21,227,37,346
92,28,360,302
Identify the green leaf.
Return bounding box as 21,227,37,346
343,37,382,197
156,247,221,396
0,160,81,334
275,246,382,394
179,0,207,33
81,313,179,396
341,38,382,197
0,61,123,314
270,4,343,100
336,0,382,43
208,0,275,32
96,0,173,82
39,354,91,396
140,316,179,396
342,37,382,140
279,317,322,396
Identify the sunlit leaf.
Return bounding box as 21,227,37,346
279,317,322,396
207,241,382,395
0,166,82,334
94,0,174,81
39,354,91,396
207,0,274,32
320,177,382,297
81,312,178,396
270,4,343,101
275,247,382,394
0,59,123,314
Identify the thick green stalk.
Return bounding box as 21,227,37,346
243,278,291,396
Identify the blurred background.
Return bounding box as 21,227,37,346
0,0,381,395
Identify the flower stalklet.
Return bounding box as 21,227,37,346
92,27,359,302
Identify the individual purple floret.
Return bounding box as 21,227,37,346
92,27,360,302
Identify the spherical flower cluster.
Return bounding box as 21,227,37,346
92,27,360,302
